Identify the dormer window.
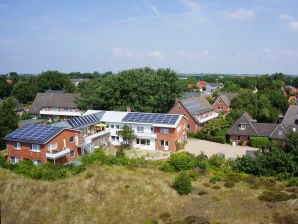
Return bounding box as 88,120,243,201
239,123,247,130
278,130,283,136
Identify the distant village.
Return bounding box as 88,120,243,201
1,71,298,165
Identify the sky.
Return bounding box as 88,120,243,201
0,0,298,75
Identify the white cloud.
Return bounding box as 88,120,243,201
112,48,122,56
264,48,272,54
112,48,153,59
279,13,295,22
144,1,160,16
179,0,200,12
178,50,209,59
149,50,165,60
282,50,298,57
278,13,298,32
289,21,298,32
228,8,255,21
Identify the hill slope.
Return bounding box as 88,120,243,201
0,167,297,224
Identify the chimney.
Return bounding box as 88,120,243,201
127,107,131,112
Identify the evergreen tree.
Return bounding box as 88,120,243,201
0,97,19,149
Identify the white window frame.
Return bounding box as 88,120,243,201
14,142,21,150
10,156,20,164
47,142,57,152
70,136,74,143
160,128,169,134
239,123,247,130
33,160,41,166
70,150,75,158
136,138,150,145
31,144,41,152
160,140,169,146
137,126,144,133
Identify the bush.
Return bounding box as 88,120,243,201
80,148,107,165
208,155,225,168
224,181,235,188
168,152,196,171
249,137,270,148
258,191,297,202
85,172,94,179
173,172,192,195
209,176,221,184
287,177,298,187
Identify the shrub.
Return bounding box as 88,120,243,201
249,137,270,148
195,153,208,171
258,191,297,202
80,148,107,165
168,152,196,171
159,161,175,172
85,172,94,179
209,176,221,184
115,146,125,158
173,172,192,195
186,170,200,181
208,155,225,168
224,181,235,188
287,177,298,187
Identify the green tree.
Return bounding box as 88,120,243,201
116,125,136,148
0,97,19,149
0,76,12,98
37,70,75,92
12,80,37,104
76,67,182,113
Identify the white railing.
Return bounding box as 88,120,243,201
135,132,156,139
84,129,109,144
46,148,70,160
40,110,82,116
197,112,218,123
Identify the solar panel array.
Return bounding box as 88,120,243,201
122,113,180,125
183,101,200,113
66,113,99,128
5,124,62,144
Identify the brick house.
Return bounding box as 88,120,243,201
168,95,218,133
51,111,111,154
4,124,80,165
228,109,298,145
54,110,188,152
95,111,188,152
212,92,237,113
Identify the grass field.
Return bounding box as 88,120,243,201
0,166,297,224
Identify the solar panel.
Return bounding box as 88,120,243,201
4,124,63,144
66,113,99,128
122,113,180,125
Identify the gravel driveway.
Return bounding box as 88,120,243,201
182,138,259,159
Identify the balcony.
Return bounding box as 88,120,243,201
135,132,156,139
196,112,218,124
84,129,110,144
46,148,70,160
40,110,82,117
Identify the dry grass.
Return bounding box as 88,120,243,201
0,167,297,224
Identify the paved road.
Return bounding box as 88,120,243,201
182,138,259,159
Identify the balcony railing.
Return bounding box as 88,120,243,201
40,110,82,117
84,129,110,144
46,148,70,160
196,112,218,123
